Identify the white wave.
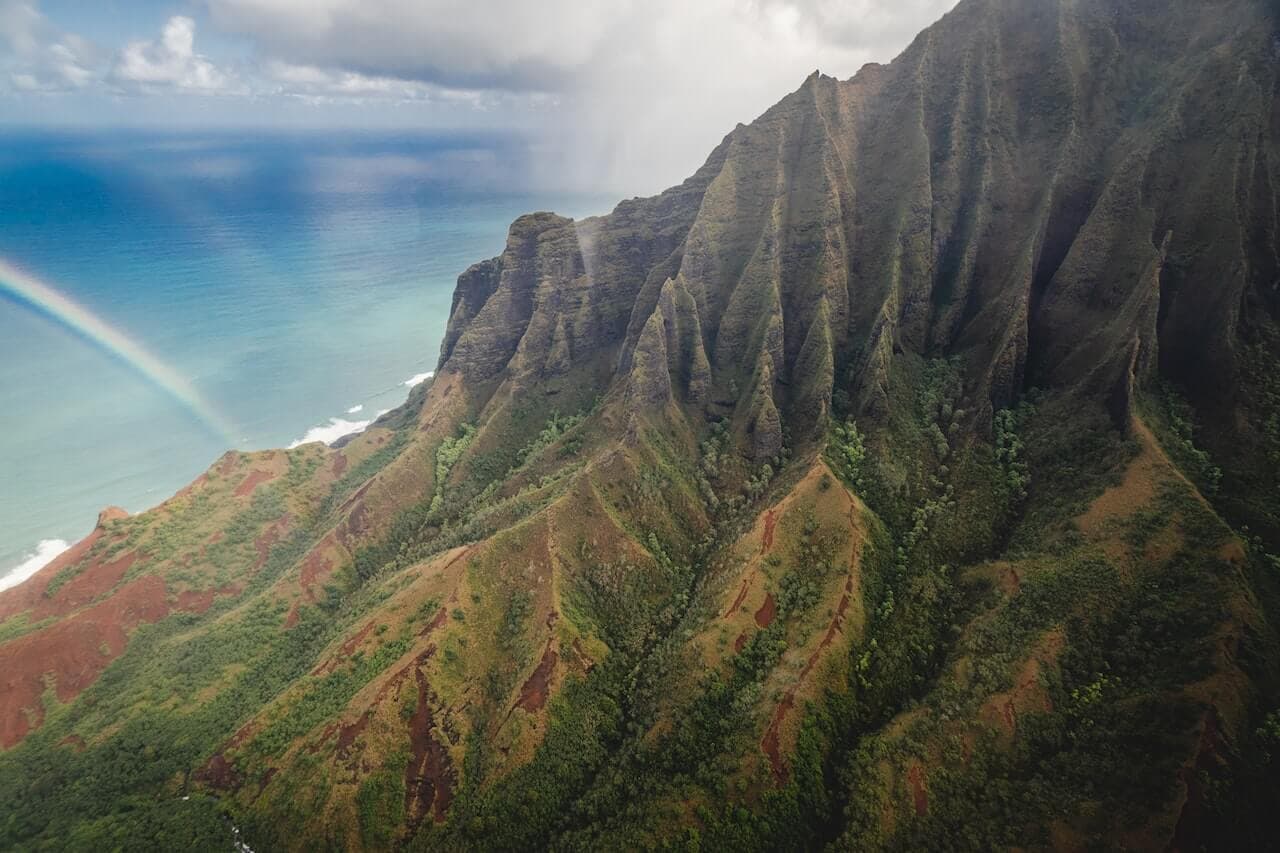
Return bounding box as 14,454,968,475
346,404,364,414
288,417,372,449
0,539,71,593
403,371,434,388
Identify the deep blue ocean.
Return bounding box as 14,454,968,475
0,130,611,583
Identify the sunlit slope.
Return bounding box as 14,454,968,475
2,0,1279,849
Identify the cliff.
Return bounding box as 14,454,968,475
1,0,1279,849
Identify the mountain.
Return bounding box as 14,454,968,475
3,0,1280,849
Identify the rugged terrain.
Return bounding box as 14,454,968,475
3,0,1280,849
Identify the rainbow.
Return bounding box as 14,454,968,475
0,257,239,447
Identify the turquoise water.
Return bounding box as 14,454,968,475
0,130,610,580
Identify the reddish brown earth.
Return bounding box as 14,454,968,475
0,528,105,621
809,577,854,665
754,593,776,628
724,578,751,619
172,473,209,501
174,583,241,614
300,537,337,597
335,710,372,758
761,575,855,779
516,641,558,712
234,469,276,498
331,453,348,477
734,632,748,653
313,621,376,675
253,514,291,570
59,733,86,751
404,669,455,827
33,549,141,621
0,576,169,747
338,480,375,515
228,720,259,749
907,764,929,815
761,509,778,553
336,499,372,547
419,607,448,637
761,694,793,779
283,603,300,629
195,752,243,791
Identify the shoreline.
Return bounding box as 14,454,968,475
0,368,435,591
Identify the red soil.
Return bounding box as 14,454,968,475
313,621,376,675
32,549,141,621
228,720,259,749
761,509,778,553
234,469,276,498
907,764,928,815
0,528,104,621
176,589,215,613
283,603,300,629
338,480,375,514
299,536,337,598
253,514,291,570
761,695,793,779
0,575,169,747
195,752,242,791
336,499,372,547
761,576,855,779
734,632,748,653
404,669,455,826
331,453,348,477
419,607,448,637
724,578,750,619
335,710,372,757
171,473,209,501
516,641,558,712
754,593,776,628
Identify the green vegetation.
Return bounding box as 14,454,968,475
4,0,1280,846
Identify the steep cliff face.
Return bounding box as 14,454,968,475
2,0,1280,850
440,0,1279,508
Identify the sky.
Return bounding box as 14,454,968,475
0,0,958,194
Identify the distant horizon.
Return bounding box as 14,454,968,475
0,129,613,583
2,0,959,194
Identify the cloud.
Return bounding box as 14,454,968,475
207,0,619,91
2,0,959,192
202,0,958,191
112,16,233,92
0,0,96,92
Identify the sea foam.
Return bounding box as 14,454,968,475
403,371,434,388
346,404,364,414
0,539,71,593
288,417,372,449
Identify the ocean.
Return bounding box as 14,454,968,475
0,129,612,585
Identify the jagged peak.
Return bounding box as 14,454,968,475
792,296,835,430
627,306,674,408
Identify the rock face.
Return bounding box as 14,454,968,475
2,1,1280,851
437,0,1280,531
